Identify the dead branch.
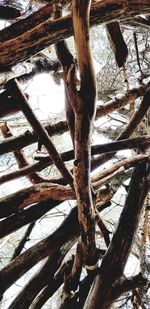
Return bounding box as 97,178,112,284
30,259,74,309
70,0,97,266
111,273,148,304
106,21,128,68
0,182,75,218
11,222,36,260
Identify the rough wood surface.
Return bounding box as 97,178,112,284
0,0,150,68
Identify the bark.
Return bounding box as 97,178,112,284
84,161,149,309
0,83,147,155
0,184,114,239
0,120,68,155
0,0,150,68
0,182,75,218
0,5,21,19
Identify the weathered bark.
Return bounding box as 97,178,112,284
0,120,68,155
0,0,150,68
0,83,147,155
0,5,21,19
0,182,75,218
0,185,113,240
84,161,149,309
95,209,111,247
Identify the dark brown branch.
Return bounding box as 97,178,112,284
0,182,75,218
30,259,74,309
95,210,111,247
0,185,113,240
84,161,149,309
6,79,74,187
9,242,76,309
0,0,150,68
1,135,149,185
133,32,143,78
0,120,68,155
0,83,147,155
0,5,21,20
92,87,150,170
11,222,36,260
0,207,79,296
111,273,148,303
0,200,61,239
92,154,149,189
106,21,128,68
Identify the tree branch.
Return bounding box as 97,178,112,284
6,79,74,187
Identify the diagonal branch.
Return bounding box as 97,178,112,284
6,79,74,187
